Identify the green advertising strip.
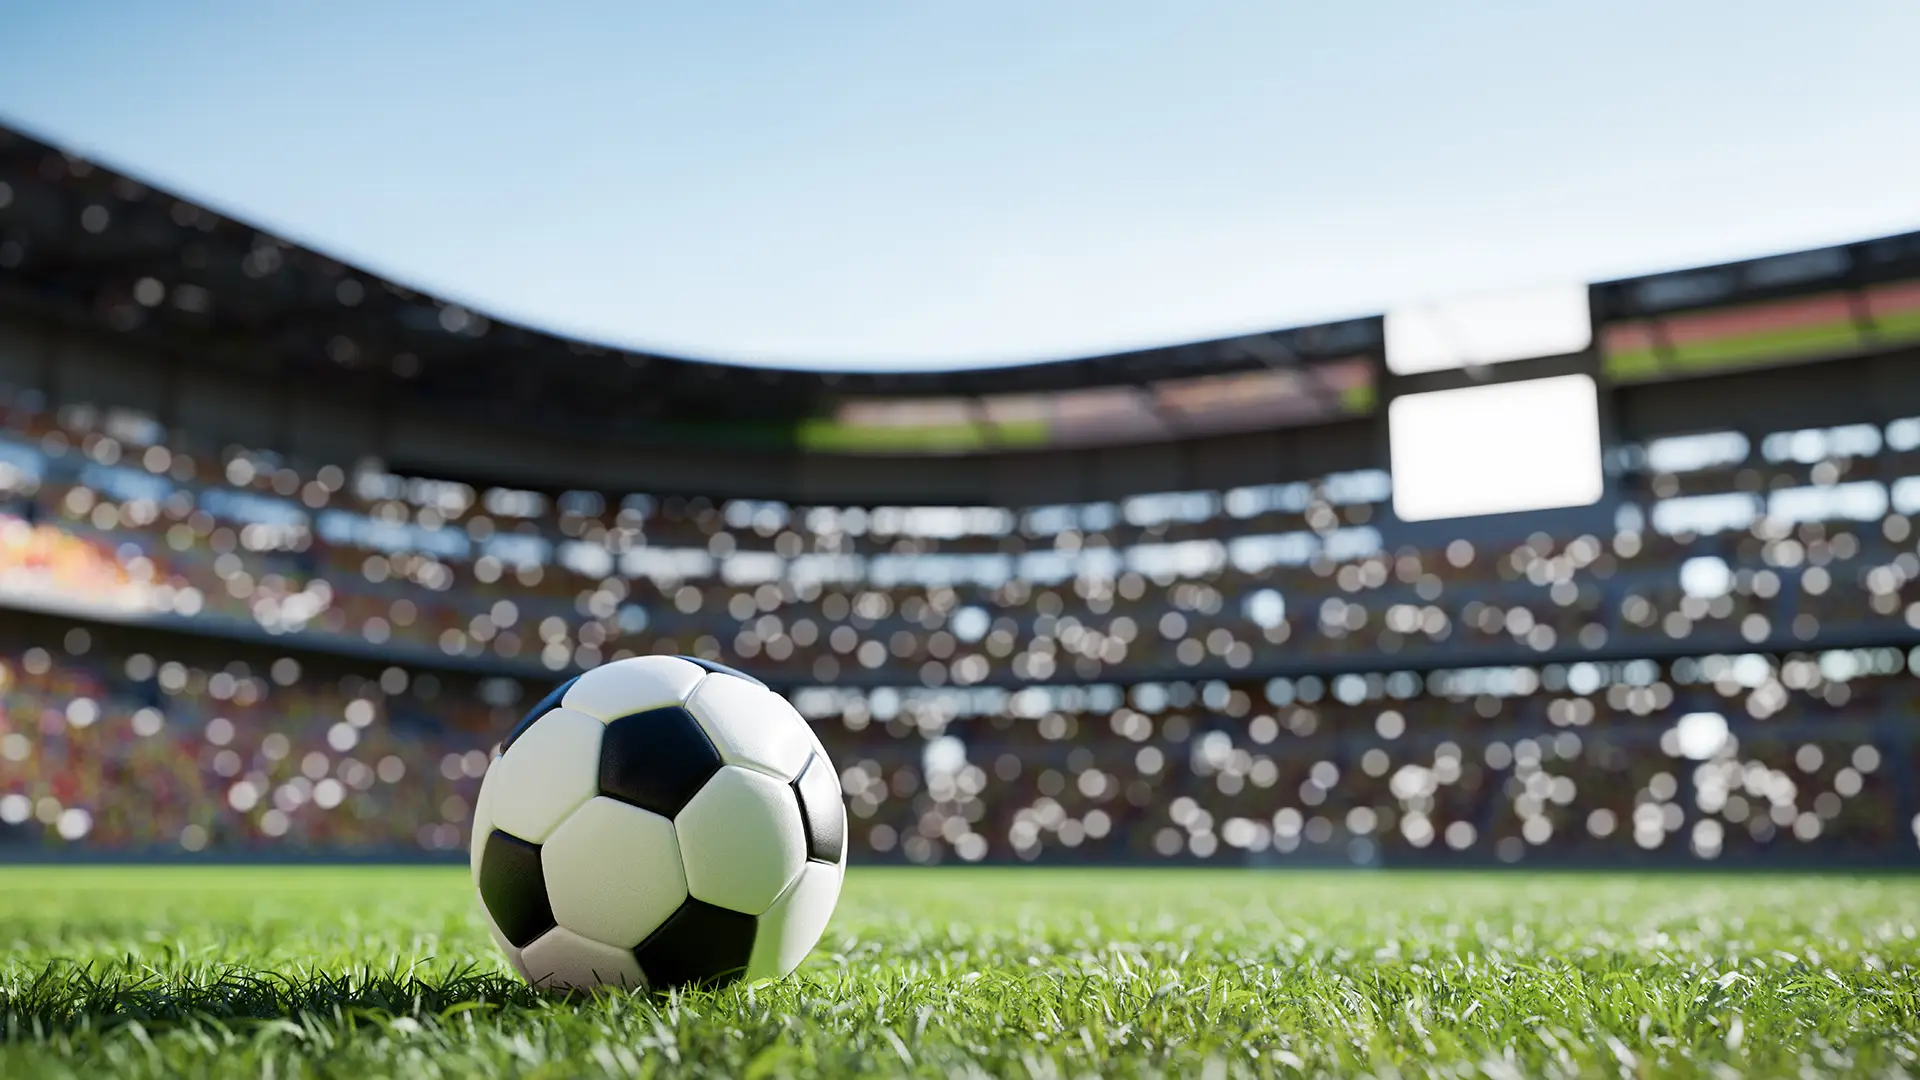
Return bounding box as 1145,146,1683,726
1875,304,1920,348
1339,382,1377,415
1601,342,1664,381
795,416,1052,453
1604,305,1920,382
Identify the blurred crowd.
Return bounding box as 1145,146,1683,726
804,648,1911,866
0,390,1918,694
0,388,1916,864
0,628,503,853
0,626,1910,865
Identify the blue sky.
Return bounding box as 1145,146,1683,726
3,2,1918,370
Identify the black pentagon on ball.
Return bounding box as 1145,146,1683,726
500,674,581,752
792,753,846,864
675,655,765,688
477,830,555,947
597,706,723,816
633,898,757,990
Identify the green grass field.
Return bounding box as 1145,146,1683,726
1,867,1917,1078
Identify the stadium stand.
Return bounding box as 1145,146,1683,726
2,122,1919,865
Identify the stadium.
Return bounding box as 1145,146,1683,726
4,110,1920,1073
3,122,1919,870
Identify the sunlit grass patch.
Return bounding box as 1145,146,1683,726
0,867,1915,1077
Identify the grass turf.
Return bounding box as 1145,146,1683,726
0,867,1916,1077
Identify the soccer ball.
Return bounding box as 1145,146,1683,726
469,655,846,991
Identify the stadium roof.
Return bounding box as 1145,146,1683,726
4,120,1920,445
0,124,1380,414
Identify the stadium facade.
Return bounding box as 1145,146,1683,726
2,122,1919,867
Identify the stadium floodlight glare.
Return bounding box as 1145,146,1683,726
1388,374,1603,522
1385,284,1593,375
1672,712,1732,761
1679,556,1733,598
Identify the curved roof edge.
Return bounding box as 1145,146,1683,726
0,121,1382,405
5,119,1919,452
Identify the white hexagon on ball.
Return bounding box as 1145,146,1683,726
747,860,844,980
686,672,814,781
521,926,646,991
675,765,806,915
542,796,688,948
484,707,604,843
561,655,705,721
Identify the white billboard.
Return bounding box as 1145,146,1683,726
1389,374,1603,521
1386,284,1593,375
